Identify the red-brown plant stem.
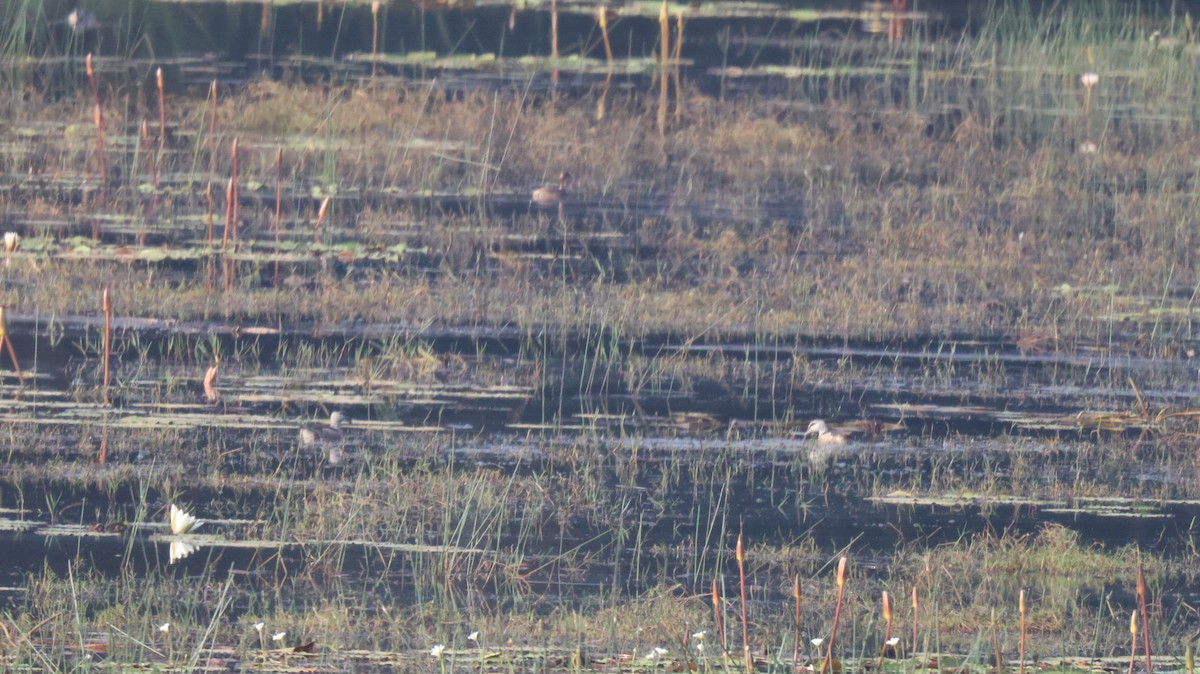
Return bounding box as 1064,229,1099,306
222,177,234,249
877,591,892,670
712,578,726,656
102,288,111,403
141,121,158,191
0,307,25,385
87,55,108,209
736,534,750,673
208,80,218,170
1019,589,1027,674
792,575,802,666
223,177,234,292
156,67,166,158
1138,562,1152,674
821,557,847,674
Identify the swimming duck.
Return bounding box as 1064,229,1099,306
531,171,573,207
299,411,348,447
804,419,848,446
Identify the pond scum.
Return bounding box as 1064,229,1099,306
4,0,1200,672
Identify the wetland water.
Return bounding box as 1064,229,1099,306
3,0,1200,671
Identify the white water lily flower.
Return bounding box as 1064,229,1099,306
692,631,706,640
158,623,170,633
811,637,825,647
430,644,446,658
886,637,900,646
467,631,479,642
271,632,286,642
1080,72,1099,88
169,504,202,535
253,622,265,633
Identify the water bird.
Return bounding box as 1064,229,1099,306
299,411,348,446
805,419,847,446
531,171,572,208
168,503,202,535
59,8,102,33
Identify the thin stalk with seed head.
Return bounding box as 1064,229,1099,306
877,591,892,670
1019,589,1027,674
912,587,919,656
87,55,108,207
156,67,166,157
736,534,750,673
821,557,847,674
371,2,381,80
598,6,613,66
792,575,801,666
673,12,684,122
1138,561,1152,674
712,578,726,656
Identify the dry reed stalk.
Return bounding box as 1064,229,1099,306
712,578,726,656
371,1,381,80
222,177,234,248
0,307,25,385
98,431,107,465
792,575,802,666
1128,610,1138,674
261,0,269,30
156,67,166,157
141,121,158,191
657,0,669,135
1187,642,1194,674
87,55,108,208
102,288,111,403
736,534,750,672
203,363,220,403
1019,590,1027,674
877,591,892,670
1138,562,1152,673
821,557,847,674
